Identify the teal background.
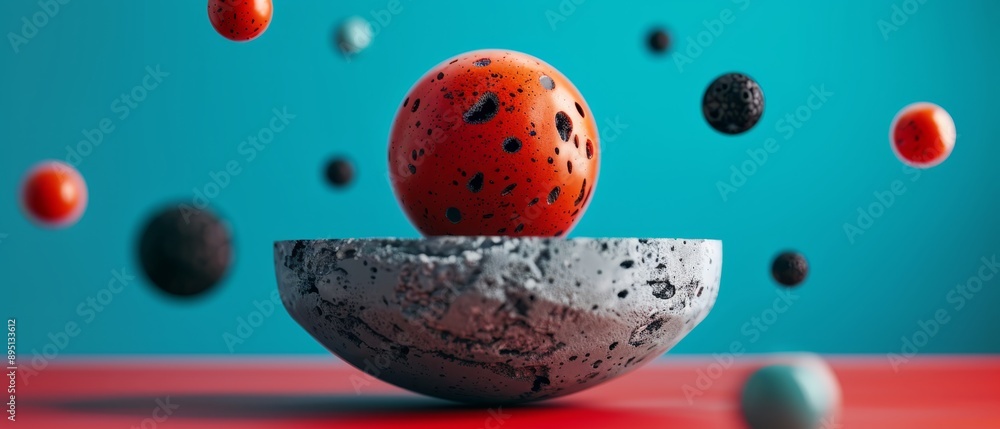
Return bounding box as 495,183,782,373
1,0,998,356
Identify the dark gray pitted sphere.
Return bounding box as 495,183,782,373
772,251,808,287
703,73,765,135
138,206,232,297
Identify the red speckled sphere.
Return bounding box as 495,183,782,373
20,161,88,228
388,50,600,237
890,102,956,168
208,0,272,42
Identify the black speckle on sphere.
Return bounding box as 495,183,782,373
502,137,522,153
467,172,484,193
325,158,355,187
555,111,573,142
138,206,232,298
446,207,462,223
772,251,808,287
703,72,765,135
463,92,500,124
648,28,670,53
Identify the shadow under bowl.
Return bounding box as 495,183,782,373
274,237,721,404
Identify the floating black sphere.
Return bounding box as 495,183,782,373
138,205,232,297
325,157,355,187
648,28,670,53
771,251,808,287
703,72,765,135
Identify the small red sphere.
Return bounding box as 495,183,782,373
208,0,273,42
890,102,956,168
21,161,88,227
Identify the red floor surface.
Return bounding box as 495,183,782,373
12,356,1000,428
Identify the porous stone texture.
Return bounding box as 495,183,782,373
702,72,765,135
139,206,232,297
274,237,722,404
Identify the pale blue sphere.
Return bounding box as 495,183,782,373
741,356,841,429
336,17,373,55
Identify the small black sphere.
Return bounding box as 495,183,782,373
703,72,765,135
138,206,233,297
325,158,355,187
771,251,808,287
648,28,670,53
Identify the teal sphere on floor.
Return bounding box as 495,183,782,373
741,356,841,429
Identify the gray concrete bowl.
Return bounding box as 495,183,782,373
274,237,721,404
